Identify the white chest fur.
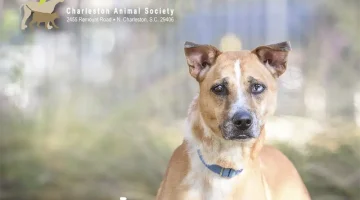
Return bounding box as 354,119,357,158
182,146,239,200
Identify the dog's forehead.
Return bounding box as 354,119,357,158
217,51,250,64
208,50,275,86
213,51,260,76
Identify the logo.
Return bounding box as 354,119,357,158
20,0,64,30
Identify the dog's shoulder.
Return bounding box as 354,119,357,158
32,11,40,18
156,141,190,200
260,145,295,170
167,141,190,178
259,145,310,199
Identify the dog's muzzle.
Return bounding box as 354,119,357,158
221,110,259,140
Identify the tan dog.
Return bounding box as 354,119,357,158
29,12,59,30
156,41,310,200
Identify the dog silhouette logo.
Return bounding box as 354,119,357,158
20,0,64,30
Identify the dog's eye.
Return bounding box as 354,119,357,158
211,84,228,96
251,83,266,94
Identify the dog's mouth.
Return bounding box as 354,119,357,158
226,134,252,140
222,130,255,141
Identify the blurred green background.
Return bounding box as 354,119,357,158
1,0,360,199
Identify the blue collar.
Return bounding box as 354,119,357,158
197,149,243,178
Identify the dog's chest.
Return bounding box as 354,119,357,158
185,174,237,200
183,160,267,200
185,175,268,200
183,156,241,200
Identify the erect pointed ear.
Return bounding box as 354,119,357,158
184,41,221,82
252,41,291,77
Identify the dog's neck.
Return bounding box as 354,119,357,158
185,96,265,170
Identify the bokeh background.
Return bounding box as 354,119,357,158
1,0,360,199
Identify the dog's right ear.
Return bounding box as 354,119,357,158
184,41,221,82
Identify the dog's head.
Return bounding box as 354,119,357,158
185,41,290,141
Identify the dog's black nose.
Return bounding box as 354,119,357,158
232,111,253,130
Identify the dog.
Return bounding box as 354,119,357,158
156,41,310,200
29,11,59,30
21,0,64,30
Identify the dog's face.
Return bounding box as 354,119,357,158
185,42,290,141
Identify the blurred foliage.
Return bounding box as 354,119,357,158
2,101,360,200
0,10,19,41
327,0,360,53
276,125,360,200
0,98,182,199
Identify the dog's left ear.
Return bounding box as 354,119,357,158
252,41,291,77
